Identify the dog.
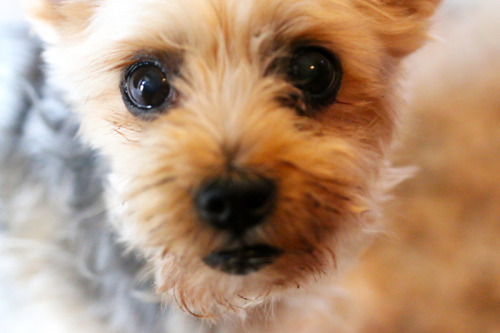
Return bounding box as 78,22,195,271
0,0,440,332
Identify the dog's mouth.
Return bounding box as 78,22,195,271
203,244,282,275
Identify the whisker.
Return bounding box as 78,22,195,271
112,127,138,144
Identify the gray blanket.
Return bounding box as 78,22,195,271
0,21,167,333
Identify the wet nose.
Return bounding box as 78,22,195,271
195,174,276,234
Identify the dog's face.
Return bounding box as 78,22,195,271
26,0,439,317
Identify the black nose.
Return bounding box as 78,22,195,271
195,174,276,234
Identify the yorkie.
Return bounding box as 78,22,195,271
0,0,439,332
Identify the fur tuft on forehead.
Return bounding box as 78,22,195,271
25,0,440,55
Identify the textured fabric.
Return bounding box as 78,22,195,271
0,21,170,333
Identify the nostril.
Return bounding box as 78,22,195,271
204,196,228,216
196,185,231,227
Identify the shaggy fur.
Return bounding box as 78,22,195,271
1,0,439,332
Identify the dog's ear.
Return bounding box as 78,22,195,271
23,0,96,44
356,0,442,57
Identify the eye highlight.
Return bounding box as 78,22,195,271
121,60,174,117
288,47,343,111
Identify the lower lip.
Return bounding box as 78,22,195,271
203,244,283,275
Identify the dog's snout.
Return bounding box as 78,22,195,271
195,174,276,234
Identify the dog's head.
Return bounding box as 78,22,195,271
25,0,440,318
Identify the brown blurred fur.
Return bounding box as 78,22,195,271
345,2,500,332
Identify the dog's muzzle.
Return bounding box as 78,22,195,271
195,172,280,274
203,244,282,275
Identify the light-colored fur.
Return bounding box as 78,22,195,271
0,0,444,332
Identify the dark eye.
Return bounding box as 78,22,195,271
121,61,173,116
288,47,342,110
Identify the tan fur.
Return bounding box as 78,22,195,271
23,0,440,330
345,2,500,331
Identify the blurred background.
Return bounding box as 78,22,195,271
0,1,22,22
344,1,500,332
1,0,499,332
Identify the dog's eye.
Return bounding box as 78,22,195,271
288,47,342,110
121,61,173,116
